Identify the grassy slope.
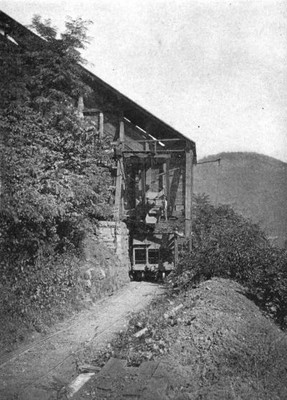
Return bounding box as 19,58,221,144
194,152,287,247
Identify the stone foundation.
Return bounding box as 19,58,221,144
79,221,130,303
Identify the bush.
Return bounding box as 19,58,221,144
173,195,287,328
0,249,83,350
0,15,114,343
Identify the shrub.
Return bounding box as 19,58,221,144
0,15,114,340
173,195,287,328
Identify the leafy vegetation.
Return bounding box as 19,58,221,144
0,16,114,347
173,195,287,328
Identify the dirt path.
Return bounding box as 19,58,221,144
0,281,164,400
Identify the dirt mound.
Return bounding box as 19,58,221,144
165,278,287,399
91,278,287,399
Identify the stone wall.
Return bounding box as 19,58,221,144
79,221,130,303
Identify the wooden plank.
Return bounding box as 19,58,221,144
131,138,182,143
124,153,171,160
185,145,194,243
145,162,152,198
174,234,178,268
119,118,125,142
122,150,185,154
77,95,84,118
114,117,125,220
99,112,104,139
141,162,146,204
114,160,122,220
168,156,183,218
163,160,170,216
83,108,100,113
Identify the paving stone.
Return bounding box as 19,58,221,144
95,358,127,392
96,377,113,391
138,361,159,378
139,363,170,400
99,357,127,377
153,362,170,378
122,381,146,397
148,376,169,392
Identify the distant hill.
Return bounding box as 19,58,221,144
194,152,287,248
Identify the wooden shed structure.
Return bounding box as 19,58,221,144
80,68,197,277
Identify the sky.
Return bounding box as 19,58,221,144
1,0,287,162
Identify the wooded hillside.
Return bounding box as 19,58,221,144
194,152,287,247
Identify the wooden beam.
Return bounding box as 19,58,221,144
174,233,178,269
163,159,170,216
83,108,100,113
99,112,104,139
124,153,171,160
122,150,185,154
119,118,125,142
185,145,194,243
132,138,183,143
141,162,146,204
145,161,152,197
114,117,125,220
114,160,122,220
77,96,84,118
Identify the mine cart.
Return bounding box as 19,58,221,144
130,234,175,280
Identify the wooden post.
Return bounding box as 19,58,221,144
174,233,178,269
141,161,146,204
119,118,124,142
77,96,84,118
185,144,194,248
114,117,125,220
114,160,122,220
99,112,104,139
163,159,170,216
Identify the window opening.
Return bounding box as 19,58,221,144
148,249,159,264
134,248,146,264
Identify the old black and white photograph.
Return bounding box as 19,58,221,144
0,1,286,399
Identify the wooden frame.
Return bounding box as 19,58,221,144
185,144,194,243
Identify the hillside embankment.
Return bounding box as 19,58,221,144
76,277,287,400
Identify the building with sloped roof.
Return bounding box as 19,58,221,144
0,10,196,278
